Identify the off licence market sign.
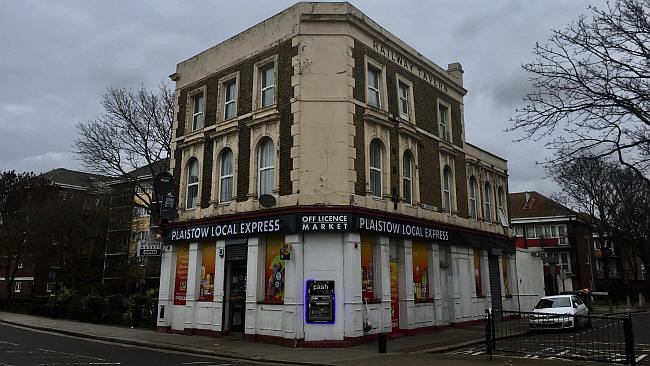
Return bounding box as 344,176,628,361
138,241,162,256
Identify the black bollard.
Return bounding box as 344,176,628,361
378,332,387,353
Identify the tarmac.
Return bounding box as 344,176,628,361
0,306,644,365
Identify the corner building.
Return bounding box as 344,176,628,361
158,2,515,346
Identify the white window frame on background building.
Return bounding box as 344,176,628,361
469,176,477,220
484,182,492,222
257,138,275,197
369,139,383,198
514,225,524,237
554,252,572,273
443,166,452,215
526,225,536,239
186,158,199,209
403,152,412,204
219,148,234,203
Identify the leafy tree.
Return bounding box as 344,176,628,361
511,0,650,183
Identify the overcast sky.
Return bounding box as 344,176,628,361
0,0,606,196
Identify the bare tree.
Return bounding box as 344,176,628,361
510,0,650,183
73,82,173,211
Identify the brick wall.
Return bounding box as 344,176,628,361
172,40,296,202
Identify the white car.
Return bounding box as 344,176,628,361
529,294,590,330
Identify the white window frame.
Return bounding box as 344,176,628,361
525,225,536,239
186,86,207,133
403,152,412,205
554,252,572,273
395,74,415,122
497,186,507,226
185,159,200,209
469,176,477,220
367,66,381,108
437,99,452,142
224,81,237,121
257,138,275,197
514,225,523,237
364,56,388,111
443,166,452,215
14,281,21,293
369,139,383,198
260,65,275,108
484,182,492,223
219,148,234,203
252,55,278,110
192,94,204,131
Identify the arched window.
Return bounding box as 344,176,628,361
369,139,383,198
484,182,492,222
186,158,199,209
403,152,413,205
469,176,477,220
219,148,234,203
443,166,452,215
497,186,507,226
258,138,275,197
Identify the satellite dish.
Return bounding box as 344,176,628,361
259,194,276,208
153,172,174,195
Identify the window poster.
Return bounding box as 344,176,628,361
473,248,482,297
265,234,285,302
390,260,399,329
502,254,510,297
360,234,374,300
412,241,429,301
174,243,190,305
199,243,216,301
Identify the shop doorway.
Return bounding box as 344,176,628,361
222,243,247,335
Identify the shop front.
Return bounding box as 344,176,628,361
156,208,514,346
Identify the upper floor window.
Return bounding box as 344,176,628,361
219,148,234,203
398,82,409,120
367,66,381,108
258,138,275,197
186,158,199,209
484,182,492,222
497,186,507,226
369,139,383,198
260,65,275,108
403,152,412,204
469,176,478,220
439,104,449,141
443,166,452,215
224,81,237,120
192,94,204,131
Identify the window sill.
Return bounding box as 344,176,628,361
415,299,434,304
249,106,279,126
257,300,284,305
363,298,382,304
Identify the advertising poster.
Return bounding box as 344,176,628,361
265,234,285,302
174,243,190,305
412,241,429,301
473,248,482,297
360,234,374,300
390,260,399,329
199,244,216,301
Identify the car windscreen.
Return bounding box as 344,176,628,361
535,297,571,309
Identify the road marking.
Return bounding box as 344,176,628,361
0,340,19,346
636,355,647,363
38,348,106,361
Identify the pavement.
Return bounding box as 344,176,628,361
0,311,486,366
1,308,646,365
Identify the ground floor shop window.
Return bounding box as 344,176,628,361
265,234,285,302
474,248,483,297
199,243,216,301
174,243,190,305
361,234,375,300
412,241,430,301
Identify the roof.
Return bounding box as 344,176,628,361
41,168,111,190
124,158,169,180
508,191,577,220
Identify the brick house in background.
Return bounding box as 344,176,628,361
158,2,518,346
509,191,597,295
